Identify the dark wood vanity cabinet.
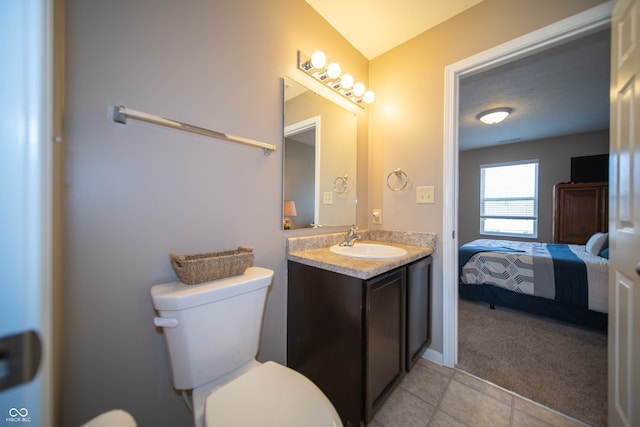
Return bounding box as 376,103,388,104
287,256,432,426
364,269,406,422
406,256,432,370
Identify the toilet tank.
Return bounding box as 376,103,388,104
151,266,274,390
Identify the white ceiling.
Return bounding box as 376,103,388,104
305,0,484,60
458,28,610,150
307,2,611,151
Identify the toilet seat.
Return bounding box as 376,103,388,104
205,361,342,427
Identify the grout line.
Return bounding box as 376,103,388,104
454,367,591,427
397,361,456,426
388,360,593,427
426,372,455,426
508,394,515,427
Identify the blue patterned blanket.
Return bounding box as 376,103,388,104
458,245,524,278
459,240,593,309
546,243,588,307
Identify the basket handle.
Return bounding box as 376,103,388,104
169,254,184,273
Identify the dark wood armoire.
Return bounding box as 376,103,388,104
552,182,608,244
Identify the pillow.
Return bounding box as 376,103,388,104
599,247,609,259
586,232,608,255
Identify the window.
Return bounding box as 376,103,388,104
480,160,538,238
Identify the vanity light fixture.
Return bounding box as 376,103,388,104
298,50,375,108
477,107,513,125
310,51,326,69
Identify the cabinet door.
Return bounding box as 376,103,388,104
365,269,406,422
406,256,432,370
287,261,363,426
553,182,608,243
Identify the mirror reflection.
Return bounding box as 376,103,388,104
283,76,357,229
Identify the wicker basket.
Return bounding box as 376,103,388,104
170,246,254,285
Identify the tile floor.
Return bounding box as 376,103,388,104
370,359,590,427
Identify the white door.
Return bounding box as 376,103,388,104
0,0,52,425
609,0,640,426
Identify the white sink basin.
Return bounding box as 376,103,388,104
329,243,408,259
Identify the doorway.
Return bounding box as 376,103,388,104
441,0,614,368
284,117,320,228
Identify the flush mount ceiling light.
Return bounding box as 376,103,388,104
299,50,375,108
477,107,513,125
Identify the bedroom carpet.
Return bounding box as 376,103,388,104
457,298,607,427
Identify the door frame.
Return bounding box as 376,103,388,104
284,115,321,226
0,0,53,423
442,1,615,368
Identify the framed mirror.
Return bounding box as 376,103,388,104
283,76,357,229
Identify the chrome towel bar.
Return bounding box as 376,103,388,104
112,106,276,155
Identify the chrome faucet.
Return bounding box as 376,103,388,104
339,226,361,247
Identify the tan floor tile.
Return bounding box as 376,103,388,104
377,358,592,427
373,386,436,427
440,379,511,427
416,358,455,378
512,408,559,427
400,361,452,406
513,397,586,427
428,410,468,427
453,370,513,405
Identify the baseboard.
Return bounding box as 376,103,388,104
422,348,444,365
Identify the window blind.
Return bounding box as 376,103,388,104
480,161,538,236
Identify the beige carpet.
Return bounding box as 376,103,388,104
457,298,607,427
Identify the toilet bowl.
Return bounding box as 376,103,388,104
205,361,341,426
81,410,136,427
151,267,342,427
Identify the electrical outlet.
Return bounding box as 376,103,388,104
323,191,333,204
372,209,382,225
416,186,435,204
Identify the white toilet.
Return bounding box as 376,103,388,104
151,266,342,427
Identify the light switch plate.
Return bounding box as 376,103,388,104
323,191,333,204
416,186,435,204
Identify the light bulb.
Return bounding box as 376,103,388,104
477,108,513,125
310,51,326,69
327,62,341,79
353,82,365,97
363,90,375,104
341,74,354,89
479,111,508,124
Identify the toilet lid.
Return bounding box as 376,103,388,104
205,361,342,427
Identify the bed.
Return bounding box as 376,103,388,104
459,235,609,331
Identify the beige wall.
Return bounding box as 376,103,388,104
368,0,607,354
62,1,366,425
459,130,609,244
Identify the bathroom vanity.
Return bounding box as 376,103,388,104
286,230,434,426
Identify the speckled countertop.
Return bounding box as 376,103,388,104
286,229,436,280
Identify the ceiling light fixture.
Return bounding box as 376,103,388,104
299,50,375,108
477,107,513,125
